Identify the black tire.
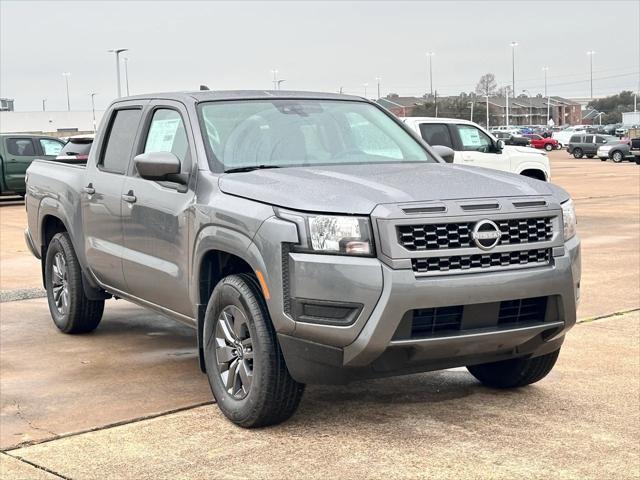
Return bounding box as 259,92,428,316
586,154,594,158
467,349,560,389
203,274,305,428
44,232,104,333
573,148,583,159
611,151,623,163
601,157,607,162
544,143,553,151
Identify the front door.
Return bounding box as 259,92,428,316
121,102,196,317
82,104,144,291
454,124,511,172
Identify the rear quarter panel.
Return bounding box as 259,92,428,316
26,160,88,265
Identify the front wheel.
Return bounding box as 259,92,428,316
611,151,623,163
467,349,560,388
44,232,104,333
203,274,305,428
544,143,553,151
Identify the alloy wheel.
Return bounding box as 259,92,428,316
51,252,69,315
215,305,254,399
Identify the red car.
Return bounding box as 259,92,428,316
523,134,558,151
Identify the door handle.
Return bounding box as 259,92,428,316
83,184,95,194
122,191,137,204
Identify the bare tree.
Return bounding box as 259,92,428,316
475,73,497,97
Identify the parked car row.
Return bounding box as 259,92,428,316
566,130,640,164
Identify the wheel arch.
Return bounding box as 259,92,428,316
518,168,548,182
192,226,271,373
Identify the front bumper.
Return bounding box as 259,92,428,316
277,235,581,384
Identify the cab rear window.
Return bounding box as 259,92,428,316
60,139,93,156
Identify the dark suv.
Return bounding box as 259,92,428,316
567,134,619,159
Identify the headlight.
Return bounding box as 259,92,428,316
561,199,577,241
277,210,374,256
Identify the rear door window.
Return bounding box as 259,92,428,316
100,109,142,173
583,135,594,143
7,138,36,156
418,123,454,149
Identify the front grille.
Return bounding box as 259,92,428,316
498,297,548,326
411,306,463,337
397,217,553,251
412,248,551,274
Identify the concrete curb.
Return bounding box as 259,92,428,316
0,288,46,303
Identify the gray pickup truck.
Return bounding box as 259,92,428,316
25,91,581,427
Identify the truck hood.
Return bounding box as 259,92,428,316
218,163,555,214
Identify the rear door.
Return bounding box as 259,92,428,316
121,100,196,316
3,137,39,192
82,102,145,291
583,135,596,154
453,124,510,172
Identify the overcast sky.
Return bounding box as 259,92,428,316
1,0,638,112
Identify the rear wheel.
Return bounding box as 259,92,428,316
44,233,104,333
611,151,623,163
467,349,560,388
203,274,305,427
573,148,583,159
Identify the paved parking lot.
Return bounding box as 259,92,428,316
1,152,639,479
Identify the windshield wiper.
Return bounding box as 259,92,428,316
224,165,281,173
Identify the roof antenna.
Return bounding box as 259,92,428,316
200,85,210,91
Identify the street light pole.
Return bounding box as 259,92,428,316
42,98,47,112
108,48,128,98
375,77,381,100
505,87,509,126
90,93,98,132
426,52,434,98
587,50,595,98
486,94,490,129
363,83,368,98
510,42,518,96
542,66,548,97
467,101,474,122
523,89,531,124
62,72,71,111
123,57,130,96
276,79,286,90
271,69,278,90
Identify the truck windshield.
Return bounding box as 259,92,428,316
198,100,435,171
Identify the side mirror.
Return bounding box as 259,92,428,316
432,145,455,164
496,139,505,151
134,152,181,180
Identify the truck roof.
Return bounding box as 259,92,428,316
119,90,365,104
400,116,479,126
